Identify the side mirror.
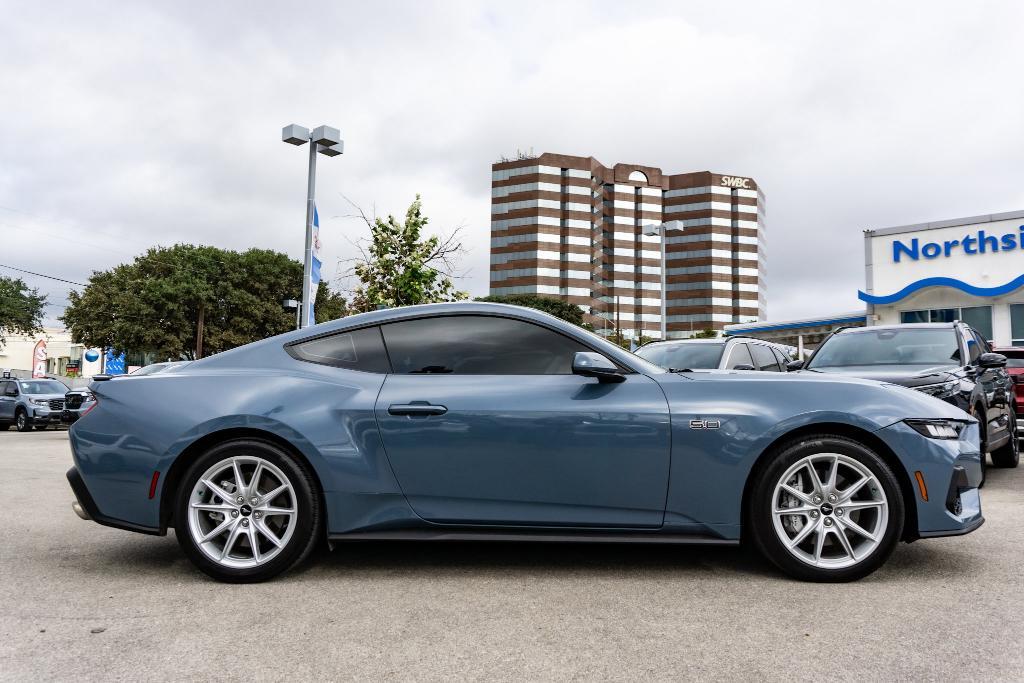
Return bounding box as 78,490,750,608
732,364,756,371
979,352,1007,369
786,360,805,372
572,352,626,383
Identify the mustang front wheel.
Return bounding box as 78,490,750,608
749,435,904,582
174,439,322,583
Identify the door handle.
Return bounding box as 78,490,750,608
388,402,448,417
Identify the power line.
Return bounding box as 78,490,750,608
0,263,87,287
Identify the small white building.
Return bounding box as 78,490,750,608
861,209,1024,345
0,329,103,378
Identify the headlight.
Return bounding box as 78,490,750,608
905,419,969,440
30,398,50,407
916,379,960,399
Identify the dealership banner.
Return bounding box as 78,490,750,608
31,339,46,378
309,203,322,322
104,349,126,375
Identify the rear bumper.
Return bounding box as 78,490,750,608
66,467,163,535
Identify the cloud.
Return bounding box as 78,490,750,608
1,0,1022,328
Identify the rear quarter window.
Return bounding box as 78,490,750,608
286,326,391,373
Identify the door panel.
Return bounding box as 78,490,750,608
375,373,672,528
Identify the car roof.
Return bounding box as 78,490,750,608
839,323,957,333
194,302,661,374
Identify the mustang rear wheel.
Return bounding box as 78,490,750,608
174,439,322,583
749,435,904,582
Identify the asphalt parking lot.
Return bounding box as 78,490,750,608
1,430,1022,681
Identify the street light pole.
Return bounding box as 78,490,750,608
301,139,317,330
644,221,683,341
282,124,344,329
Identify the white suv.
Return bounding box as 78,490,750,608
635,337,792,372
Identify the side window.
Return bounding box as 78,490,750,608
771,347,790,366
381,315,590,375
287,326,391,373
964,329,982,364
725,343,755,369
750,343,781,371
972,329,990,354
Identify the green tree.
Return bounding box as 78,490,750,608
0,276,47,347
475,294,586,326
61,245,346,359
350,196,467,312
692,328,719,339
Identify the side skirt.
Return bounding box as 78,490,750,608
328,529,738,545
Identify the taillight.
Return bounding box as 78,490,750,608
80,395,98,418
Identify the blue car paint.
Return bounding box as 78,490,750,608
68,302,982,541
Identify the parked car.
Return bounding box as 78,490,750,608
794,323,1018,481
991,347,1024,435
62,388,97,425
635,336,792,372
68,303,983,583
0,377,72,431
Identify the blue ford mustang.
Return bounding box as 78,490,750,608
67,303,983,582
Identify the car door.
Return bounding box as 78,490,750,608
0,381,15,420
967,327,1012,439
374,314,672,528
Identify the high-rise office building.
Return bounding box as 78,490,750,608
489,152,765,339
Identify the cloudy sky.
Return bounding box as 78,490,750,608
2,1,1023,327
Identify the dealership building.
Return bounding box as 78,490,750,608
727,209,1024,351
490,152,765,339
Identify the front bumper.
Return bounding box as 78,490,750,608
30,407,64,424
876,420,984,539
66,467,162,535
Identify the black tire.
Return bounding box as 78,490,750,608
15,409,32,432
748,434,905,582
991,409,1019,468
0,422,10,431
174,439,323,583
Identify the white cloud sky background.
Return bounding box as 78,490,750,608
2,0,1023,327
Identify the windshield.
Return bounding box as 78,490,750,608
808,328,961,368
636,343,724,370
19,380,69,394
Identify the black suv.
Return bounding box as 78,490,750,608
792,323,1018,481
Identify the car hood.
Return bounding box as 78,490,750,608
802,365,959,388
22,392,69,401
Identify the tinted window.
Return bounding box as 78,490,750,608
808,328,961,368
750,343,781,371
635,343,724,370
1,381,13,395
725,343,755,369
965,329,983,363
288,326,391,373
382,315,589,375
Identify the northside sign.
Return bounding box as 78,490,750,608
892,225,1024,263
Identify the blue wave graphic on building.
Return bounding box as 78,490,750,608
858,274,1024,305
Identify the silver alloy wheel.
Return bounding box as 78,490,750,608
187,456,297,569
16,411,26,430
771,453,889,569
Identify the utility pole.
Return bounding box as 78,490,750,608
195,302,205,359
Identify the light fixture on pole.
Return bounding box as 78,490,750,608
643,221,684,341
282,124,344,329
